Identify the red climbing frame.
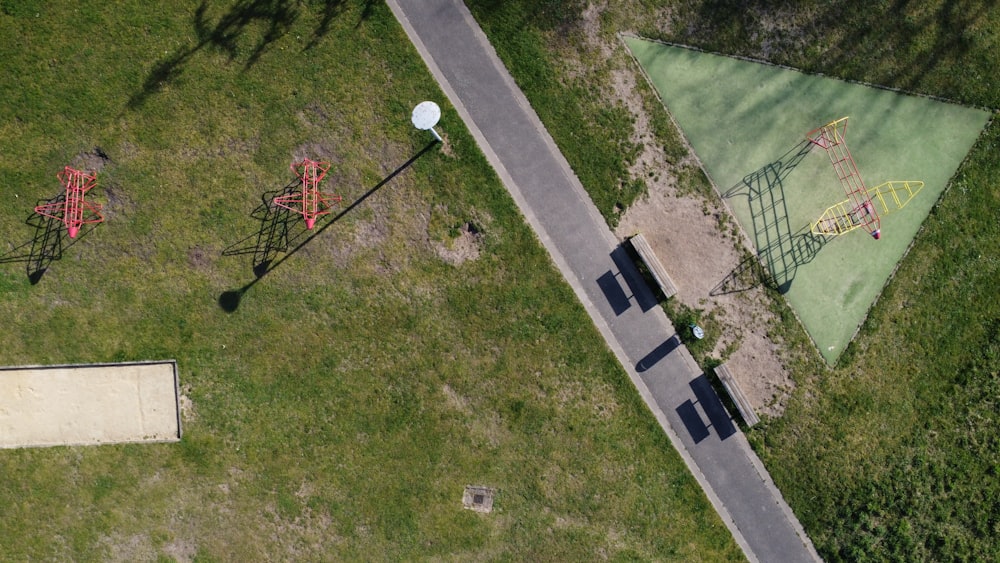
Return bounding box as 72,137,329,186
806,117,881,239
273,159,342,229
34,166,104,238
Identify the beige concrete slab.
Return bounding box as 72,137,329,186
0,361,180,448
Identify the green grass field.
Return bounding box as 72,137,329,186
625,38,990,363
467,0,1000,560
0,2,741,559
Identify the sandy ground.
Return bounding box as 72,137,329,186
615,182,793,418
0,361,180,448
574,4,795,418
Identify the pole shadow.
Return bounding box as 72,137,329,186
218,139,439,312
0,195,98,284
636,335,680,372
716,140,828,295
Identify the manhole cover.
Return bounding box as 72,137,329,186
462,485,495,513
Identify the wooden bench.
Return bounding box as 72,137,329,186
628,233,678,299
713,362,760,427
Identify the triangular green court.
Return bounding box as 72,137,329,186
625,37,990,363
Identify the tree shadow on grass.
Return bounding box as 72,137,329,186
713,139,827,295
467,0,587,37
130,0,389,108
683,1,996,104
300,0,380,49
304,0,346,49
0,196,99,284
130,0,304,108
218,139,439,312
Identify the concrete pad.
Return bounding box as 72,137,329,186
0,361,180,449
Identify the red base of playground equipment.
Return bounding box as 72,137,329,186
34,166,104,238
273,159,342,229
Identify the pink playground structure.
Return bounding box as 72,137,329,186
34,166,104,238
273,159,342,229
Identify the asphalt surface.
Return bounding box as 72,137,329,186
387,1,821,561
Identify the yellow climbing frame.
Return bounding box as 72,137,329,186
806,116,850,149
811,180,925,236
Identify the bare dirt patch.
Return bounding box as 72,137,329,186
179,385,196,424
178,136,260,160
162,539,197,563
437,134,456,158
614,187,792,417
433,221,483,266
292,140,340,166
70,147,112,174
187,245,214,271
101,182,137,220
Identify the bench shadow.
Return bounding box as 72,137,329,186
596,244,660,316
689,373,737,441
610,244,659,312
676,373,737,444
0,195,98,284
676,399,710,444
715,140,828,295
221,180,308,278
596,270,631,315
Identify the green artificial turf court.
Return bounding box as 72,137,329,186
626,37,991,363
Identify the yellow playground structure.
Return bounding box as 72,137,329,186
811,180,925,236
806,117,924,240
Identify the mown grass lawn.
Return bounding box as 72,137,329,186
467,0,1000,560
0,1,740,560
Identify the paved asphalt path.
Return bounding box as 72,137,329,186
388,1,821,561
